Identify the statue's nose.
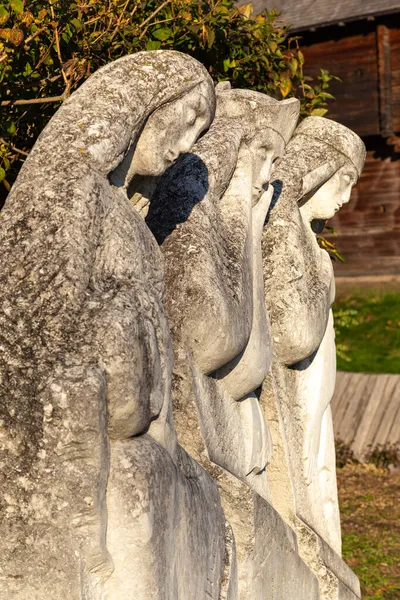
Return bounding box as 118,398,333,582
342,189,352,204
165,148,180,163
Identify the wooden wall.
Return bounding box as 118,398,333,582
390,25,400,132
302,24,380,137
328,144,400,276
300,17,400,276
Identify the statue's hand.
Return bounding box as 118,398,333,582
253,184,274,239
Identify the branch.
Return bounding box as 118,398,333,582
144,17,175,28
84,9,113,27
109,0,130,43
34,27,56,71
1,95,65,106
49,2,69,89
24,27,46,46
138,0,171,29
0,137,29,157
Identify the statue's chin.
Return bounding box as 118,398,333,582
316,210,335,220
135,161,166,178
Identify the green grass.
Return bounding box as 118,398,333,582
333,294,400,374
338,465,400,600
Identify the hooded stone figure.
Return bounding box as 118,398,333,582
261,116,365,554
147,86,299,491
262,116,366,366
0,51,235,600
145,86,300,599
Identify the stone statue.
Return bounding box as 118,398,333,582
146,86,304,599
0,46,366,600
147,86,299,488
261,116,365,553
0,50,237,599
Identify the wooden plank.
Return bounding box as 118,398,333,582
332,372,356,440
335,374,371,444
345,375,377,447
377,25,393,137
352,376,391,458
334,373,365,442
387,388,400,443
332,372,356,430
241,0,400,31
370,376,399,446
332,372,400,459
331,371,350,414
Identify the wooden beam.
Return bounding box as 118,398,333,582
377,24,393,138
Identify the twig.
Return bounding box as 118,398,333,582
84,9,113,27
138,0,171,29
1,95,65,106
44,73,63,85
88,12,114,46
0,137,29,157
49,2,69,89
24,27,46,46
109,0,130,43
0,53,7,64
138,16,175,41
34,30,55,71
296,39,305,97
144,17,175,28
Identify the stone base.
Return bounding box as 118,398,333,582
104,434,234,600
251,496,320,600
214,469,319,600
295,518,361,600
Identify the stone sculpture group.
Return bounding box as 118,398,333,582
0,51,366,600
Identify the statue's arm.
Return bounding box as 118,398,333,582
263,197,332,365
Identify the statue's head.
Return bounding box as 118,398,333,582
215,84,300,201
130,79,215,178
292,117,366,221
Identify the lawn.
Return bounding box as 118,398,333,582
337,463,400,600
333,294,400,374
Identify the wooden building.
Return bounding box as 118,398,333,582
241,0,400,276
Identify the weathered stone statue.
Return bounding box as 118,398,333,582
146,87,312,599
261,116,365,594
0,50,236,600
147,85,299,489
0,48,365,600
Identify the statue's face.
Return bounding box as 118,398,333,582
130,82,212,176
248,129,285,203
303,164,358,220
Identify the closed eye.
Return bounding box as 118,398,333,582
186,109,197,127
343,174,352,185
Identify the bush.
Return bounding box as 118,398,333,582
0,0,338,202
366,443,400,470
336,438,358,469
